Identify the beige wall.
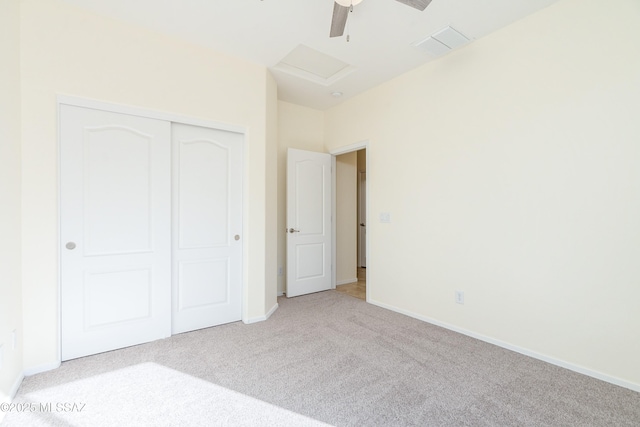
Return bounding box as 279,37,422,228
276,101,325,295
324,0,640,388
336,152,358,284
19,0,276,371
0,0,24,401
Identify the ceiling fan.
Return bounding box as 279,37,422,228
330,0,433,38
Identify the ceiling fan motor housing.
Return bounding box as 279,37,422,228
335,0,364,6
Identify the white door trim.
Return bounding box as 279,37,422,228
56,95,248,364
329,140,369,302
330,141,368,156
57,95,246,134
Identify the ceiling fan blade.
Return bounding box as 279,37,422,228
330,2,349,38
394,0,432,11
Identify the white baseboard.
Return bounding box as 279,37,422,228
23,360,61,377
9,372,24,398
337,278,358,286
265,302,279,320
0,371,25,424
368,299,640,393
244,302,279,324
1,372,24,401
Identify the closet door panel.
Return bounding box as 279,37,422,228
60,105,171,361
171,123,243,333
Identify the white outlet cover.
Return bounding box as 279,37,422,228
379,212,391,223
455,290,465,304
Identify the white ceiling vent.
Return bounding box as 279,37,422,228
273,45,356,86
414,37,450,56
413,26,470,57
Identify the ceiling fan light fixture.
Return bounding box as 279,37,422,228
335,0,363,7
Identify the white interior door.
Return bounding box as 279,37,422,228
60,105,171,361
286,148,332,297
171,123,243,334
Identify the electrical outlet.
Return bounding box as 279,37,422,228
379,212,391,223
455,290,465,305
278,267,283,277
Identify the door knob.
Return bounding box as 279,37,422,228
234,235,240,241
360,223,366,227
65,242,76,250
288,228,300,233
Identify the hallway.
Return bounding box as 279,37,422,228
335,267,366,300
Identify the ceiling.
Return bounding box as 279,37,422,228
60,0,559,110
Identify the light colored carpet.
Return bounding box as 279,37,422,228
3,363,328,426
4,290,640,426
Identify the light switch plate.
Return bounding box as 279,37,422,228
379,212,391,223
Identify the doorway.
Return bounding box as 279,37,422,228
333,145,367,301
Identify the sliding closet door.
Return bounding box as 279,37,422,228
171,123,243,334
60,105,171,361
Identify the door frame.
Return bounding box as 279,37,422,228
56,95,248,363
329,140,370,302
